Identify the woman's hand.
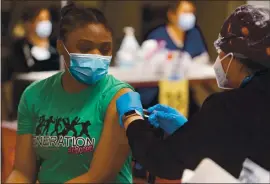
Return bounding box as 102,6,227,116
6,134,38,183
116,92,144,127
148,104,188,135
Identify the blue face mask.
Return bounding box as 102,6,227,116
178,13,196,31
63,45,112,85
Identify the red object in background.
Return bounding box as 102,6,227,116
156,177,181,183
2,123,17,182
167,52,173,61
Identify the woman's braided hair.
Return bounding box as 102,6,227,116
59,2,113,42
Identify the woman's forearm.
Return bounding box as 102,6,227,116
65,172,92,183
6,170,33,183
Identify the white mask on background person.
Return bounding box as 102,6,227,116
36,20,52,38
213,53,233,89
178,13,196,31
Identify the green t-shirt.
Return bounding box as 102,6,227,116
17,72,133,183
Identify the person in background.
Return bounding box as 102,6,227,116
2,6,59,83
116,4,270,180
137,0,208,116
6,3,132,183
147,0,208,60
2,6,61,120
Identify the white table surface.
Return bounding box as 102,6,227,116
15,63,215,83
2,121,18,130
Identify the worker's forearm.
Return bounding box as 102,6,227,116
6,170,33,183
124,115,143,130
126,119,183,179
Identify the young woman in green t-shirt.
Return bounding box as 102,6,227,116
7,3,133,183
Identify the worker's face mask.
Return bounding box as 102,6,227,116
36,20,52,38
178,13,196,31
63,44,112,85
213,53,233,89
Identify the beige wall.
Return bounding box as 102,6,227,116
75,0,100,7
194,1,228,61
228,1,247,13
194,1,246,61
103,1,142,59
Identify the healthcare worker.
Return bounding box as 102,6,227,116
116,5,270,179
146,0,207,58
7,3,133,183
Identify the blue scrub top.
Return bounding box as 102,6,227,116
137,25,207,108
146,25,207,58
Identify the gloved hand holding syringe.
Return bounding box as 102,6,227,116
117,92,188,135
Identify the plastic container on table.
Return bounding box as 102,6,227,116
115,27,140,68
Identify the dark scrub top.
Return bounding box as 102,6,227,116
2,38,60,119
147,25,207,58
137,25,207,116
2,38,59,82
128,71,270,179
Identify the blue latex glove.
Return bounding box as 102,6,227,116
147,104,188,135
116,92,143,127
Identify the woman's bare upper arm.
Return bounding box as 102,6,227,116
102,87,132,144
87,88,132,181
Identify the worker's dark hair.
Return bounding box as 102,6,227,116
167,0,194,12
215,5,270,70
59,2,113,42
166,1,195,23
168,1,182,12
236,57,268,74
22,6,48,22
